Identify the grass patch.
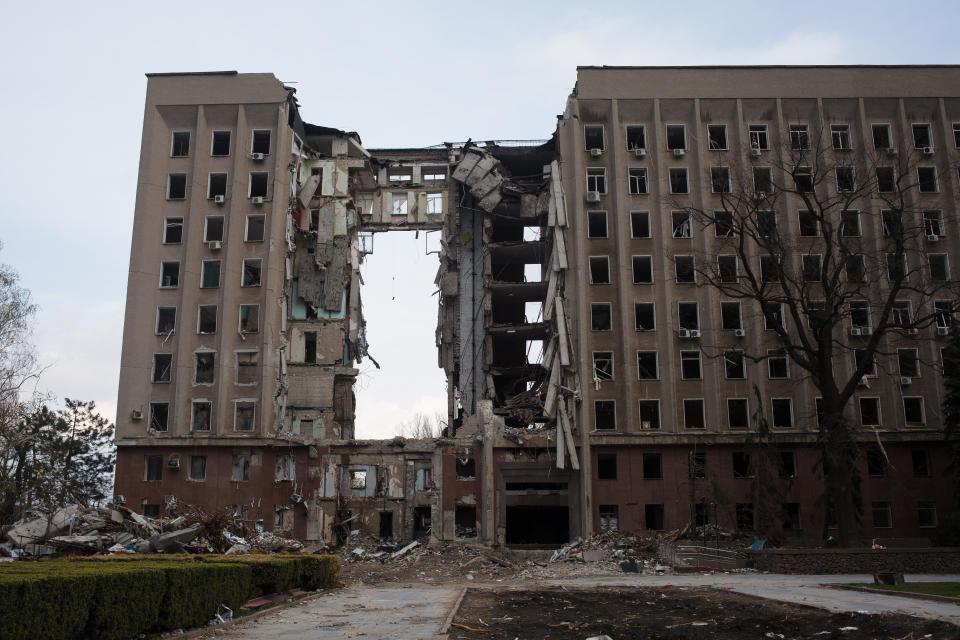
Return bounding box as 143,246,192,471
848,582,960,598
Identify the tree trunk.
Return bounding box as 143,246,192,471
822,415,860,546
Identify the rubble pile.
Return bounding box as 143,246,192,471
0,503,304,558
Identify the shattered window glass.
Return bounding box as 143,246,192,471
239,304,259,333
195,352,215,384
351,469,367,489
235,402,256,431
242,259,262,287
192,402,211,431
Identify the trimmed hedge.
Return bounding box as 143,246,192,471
0,554,340,640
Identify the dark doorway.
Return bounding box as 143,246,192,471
455,506,477,538
414,507,431,538
506,506,569,545
379,511,393,540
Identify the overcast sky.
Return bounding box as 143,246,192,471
2,1,960,439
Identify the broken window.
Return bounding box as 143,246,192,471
242,259,262,287
831,124,851,150
422,167,446,181
310,209,320,230
836,166,855,192
351,469,367,489
211,131,231,156
666,125,685,150
597,453,617,480
201,260,221,288
245,215,265,242
801,254,822,282
840,209,861,236
771,398,793,428
918,166,938,192
231,454,250,482
736,503,755,530
584,125,605,151
876,166,896,192
146,402,169,433
160,261,180,288
235,401,256,431
626,125,646,150
635,400,661,432
733,452,752,478
156,307,176,335
871,501,893,528
845,254,866,282
304,331,316,363
589,256,610,284
455,506,477,538
167,173,187,200
710,166,730,193
752,167,773,194
794,167,813,193
749,124,768,150
251,130,271,155
881,209,902,237
594,400,616,431
239,304,259,333
191,401,211,431
669,168,689,194
720,301,742,330
586,168,606,194
924,210,944,237
189,455,206,480
728,398,749,429
587,210,607,238
708,124,727,150
675,255,695,283
798,210,819,236
777,451,797,478
789,124,809,150
892,300,912,327
204,216,224,243
171,131,190,157
684,399,706,429
630,211,650,238
912,450,931,476
935,301,953,328
671,210,692,238
715,211,734,237
632,256,653,284
197,305,217,334
275,454,295,482
628,168,648,194
724,350,746,379
717,255,737,283
455,457,475,479
593,351,613,381
913,123,932,148
590,303,612,331
768,349,789,378
637,351,658,380
872,124,891,149
634,303,655,331
207,173,228,198
860,398,881,426
152,354,172,383
389,168,413,182
855,348,877,376
680,350,701,380
236,351,258,384
929,254,950,281
249,172,268,198
898,348,920,378
145,455,163,481
918,501,937,528
904,397,925,426
758,210,777,238
678,302,699,331
426,192,443,214
392,193,408,215
760,255,781,282
688,452,706,479
645,504,665,530
763,302,784,331
195,352,214,384
598,505,618,531
163,217,183,244
642,453,662,478
274,505,295,531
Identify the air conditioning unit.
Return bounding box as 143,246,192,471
850,327,862,336
861,326,873,336
689,329,701,338
208,240,222,250
167,456,181,469
734,329,745,337
858,377,869,387
678,328,690,338
634,148,646,158
130,409,143,420
886,147,899,157
923,146,935,155
927,234,940,242
900,376,913,386
250,152,265,161
251,196,265,204
589,148,603,157
672,148,686,158
753,191,767,200
585,191,601,203
214,195,225,204
750,147,762,157
937,326,950,336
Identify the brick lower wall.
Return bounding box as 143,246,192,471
748,548,960,574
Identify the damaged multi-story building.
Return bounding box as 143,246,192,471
115,66,960,546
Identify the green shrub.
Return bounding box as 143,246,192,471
297,555,341,590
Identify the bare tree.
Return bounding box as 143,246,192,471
397,411,442,439
681,124,959,545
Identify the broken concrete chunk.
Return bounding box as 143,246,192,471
390,540,419,560
149,524,200,552
225,543,251,555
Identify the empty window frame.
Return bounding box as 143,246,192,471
720,301,742,330
163,217,183,244
802,254,823,282
929,254,950,281
392,193,408,215
898,348,920,378
736,503,755,530
763,302,784,331
831,124,851,150
798,210,819,237
732,452,752,478
666,124,686,150
855,348,877,376
422,167,447,182
586,168,607,194
251,130,271,155
235,401,256,431
882,209,902,237
753,167,773,194
626,125,646,150
587,210,608,238
845,254,866,282
149,402,169,431
242,259,262,287
715,211,735,237
637,351,658,379
594,400,616,431
630,211,651,237
708,124,727,150
231,454,250,481
643,453,662,478
207,173,228,198
245,215,265,242
152,354,172,383
727,398,749,429
197,305,217,334
426,192,443,214
639,400,660,430
717,255,738,283
675,255,695,283
779,451,798,478
678,302,699,331
304,331,316,362
918,167,939,192
671,210,692,238
189,455,207,480
683,399,706,429
584,125,605,151
236,351,259,384
789,124,809,150
632,256,653,284
591,303,612,331
680,350,702,380
872,123,891,149
912,123,932,149
628,168,648,194
191,400,212,431
840,210,861,236
156,307,176,335
955,123,960,148
760,255,781,282
876,166,896,192
918,501,938,528
171,131,190,157
201,260,221,288
597,453,617,480
160,261,180,288
871,501,893,528
195,352,215,384
768,349,789,378
635,303,655,331
836,166,856,192
724,350,746,379
912,449,932,476
645,504,665,530
749,124,768,150
892,300,912,327
144,455,163,481
903,396,925,426
860,397,881,426
924,210,944,237
935,301,953,328
593,351,613,381
211,131,231,156
249,172,268,198
669,168,689,194
794,167,813,193
589,256,611,284
204,216,224,242
759,211,777,238
167,173,187,200
710,166,731,193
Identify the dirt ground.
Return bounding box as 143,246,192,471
449,586,959,639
